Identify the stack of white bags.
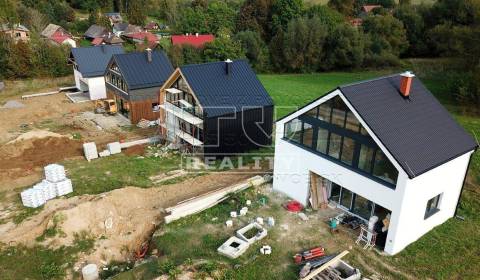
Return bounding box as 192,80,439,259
20,164,74,208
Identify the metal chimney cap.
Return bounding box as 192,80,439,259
225,59,233,63
401,71,415,78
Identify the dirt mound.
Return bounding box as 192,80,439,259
6,130,64,145
0,136,82,170
0,172,258,266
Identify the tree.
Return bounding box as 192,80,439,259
175,7,208,34
0,0,19,24
363,14,408,57
127,0,147,25
234,30,270,71
324,24,365,70
281,17,328,72
206,0,236,35
394,6,428,56
306,5,345,30
328,0,355,16
0,34,11,78
270,0,304,33
236,0,274,40
203,36,244,62
7,40,34,78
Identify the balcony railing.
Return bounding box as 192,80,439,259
160,102,203,127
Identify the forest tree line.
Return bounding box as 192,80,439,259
0,0,479,105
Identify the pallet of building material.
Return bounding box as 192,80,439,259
107,142,121,155
164,177,263,224
55,179,73,196
21,188,46,208
34,180,57,200
83,142,98,161
44,164,66,183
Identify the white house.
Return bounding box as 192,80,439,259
273,72,478,255
69,45,124,100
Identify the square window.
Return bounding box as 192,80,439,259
425,194,441,219
316,128,329,154
302,123,314,147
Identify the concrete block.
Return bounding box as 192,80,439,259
217,236,249,259
236,222,268,244
230,211,237,218
83,142,98,161
21,188,46,208
99,150,111,158
256,217,264,225
260,245,272,255
107,142,122,155
267,217,275,227
239,207,248,216
226,220,233,227
246,200,252,206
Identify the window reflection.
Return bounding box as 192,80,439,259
358,145,375,173
316,128,329,153
303,123,314,147
341,137,355,165
328,133,342,159
285,118,302,143
373,150,398,184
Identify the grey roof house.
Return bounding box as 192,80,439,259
69,45,125,100
159,59,274,155
104,49,174,123
84,24,108,40
273,72,478,256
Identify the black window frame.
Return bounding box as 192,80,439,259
282,99,398,189
425,194,441,219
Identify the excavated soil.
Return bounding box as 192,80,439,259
0,171,258,267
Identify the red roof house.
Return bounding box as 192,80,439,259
123,31,158,43
362,5,382,13
171,34,215,48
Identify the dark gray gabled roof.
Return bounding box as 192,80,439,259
84,24,107,38
340,74,478,178
180,60,273,117
70,45,124,77
110,50,174,90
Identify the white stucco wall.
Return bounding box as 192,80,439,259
385,151,473,254
86,76,107,100
73,68,83,91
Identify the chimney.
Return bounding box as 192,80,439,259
146,48,152,63
225,59,233,76
400,71,415,97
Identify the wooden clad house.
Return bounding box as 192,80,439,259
104,49,174,124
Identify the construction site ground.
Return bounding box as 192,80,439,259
112,184,415,280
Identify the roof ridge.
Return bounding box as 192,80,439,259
339,72,402,89
180,59,246,69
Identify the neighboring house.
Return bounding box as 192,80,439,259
84,24,108,40
273,72,478,256
360,5,382,17
104,49,174,124
113,23,142,36
171,34,215,48
144,22,159,31
69,45,125,100
105,12,123,25
92,32,124,46
159,59,274,155
0,24,30,42
122,31,159,48
41,23,76,47
350,18,363,28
